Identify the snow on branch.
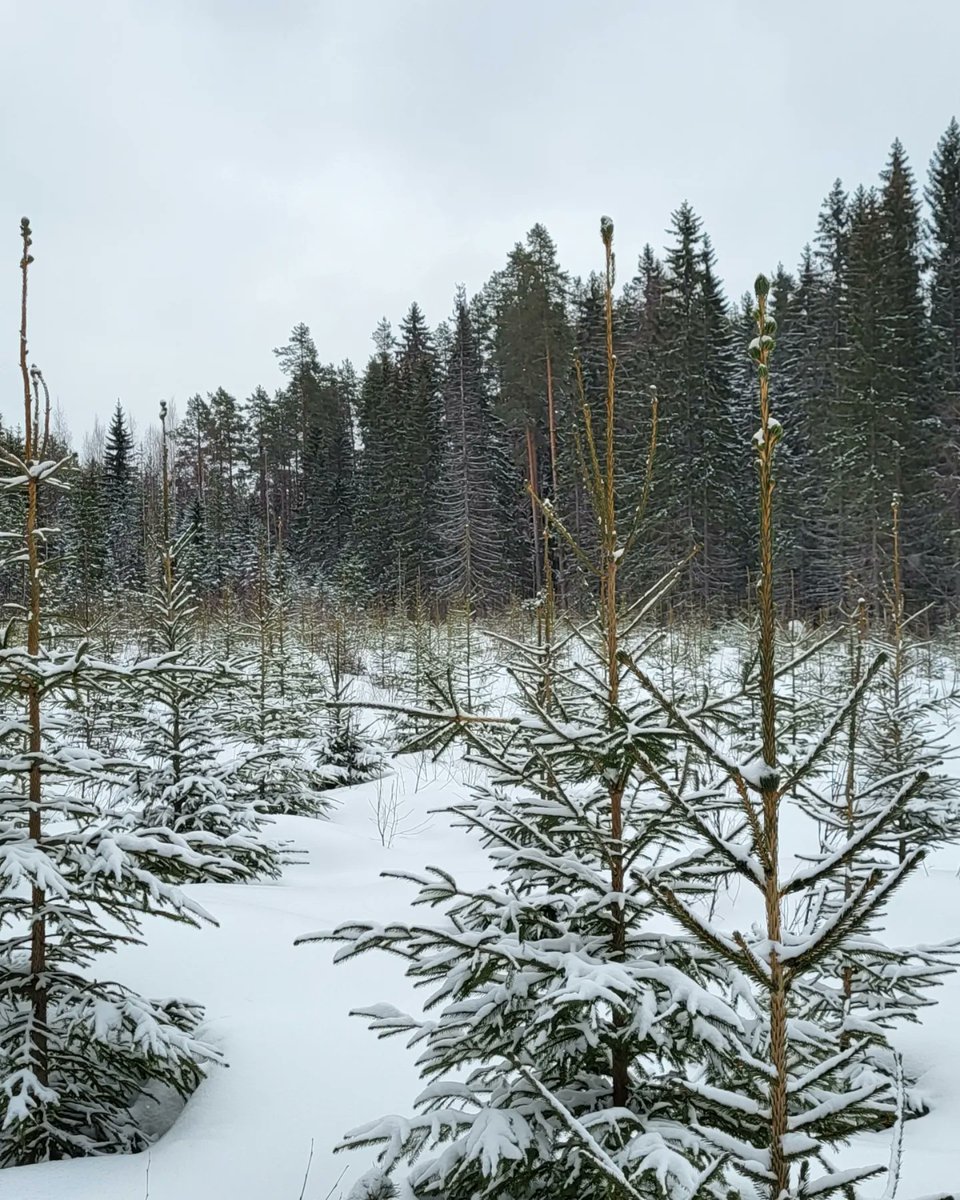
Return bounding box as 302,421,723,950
780,772,928,895
779,650,887,793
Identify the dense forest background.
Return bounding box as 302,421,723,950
5,121,960,620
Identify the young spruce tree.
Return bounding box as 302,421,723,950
298,219,743,1200
0,220,223,1165
120,403,283,883
628,274,946,1198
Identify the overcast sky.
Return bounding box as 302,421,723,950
2,0,958,441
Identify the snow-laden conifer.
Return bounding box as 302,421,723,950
862,497,960,860
0,220,224,1164
119,404,282,883
226,543,335,817
624,273,952,1198
437,288,513,610
314,606,382,790
789,515,960,1116
298,219,741,1200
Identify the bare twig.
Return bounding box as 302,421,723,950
297,1137,315,1200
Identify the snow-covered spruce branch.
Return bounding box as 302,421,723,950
512,1065,646,1200
778,650,888,794
629,745,763,886
638,878,769,986
687,626,843,724
780,850,925,978
617,651,746,782
781,771,928,896
619,554,697,640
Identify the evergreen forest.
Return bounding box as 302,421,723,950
6,123,960,622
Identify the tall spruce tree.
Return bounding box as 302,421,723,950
11,123,960,619
393,303,444,602
765,251,827,612
437,289,513,609
877,141,936,602
650,203,743,606
202,387,248,595
275,324,355,577
102,401,142,591
355,319,403,597
804,180,854,606
121,404,283,884
629,274,947,1198
59,454,107,621
927,117,960,589
486,227,570,598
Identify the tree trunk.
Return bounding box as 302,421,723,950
525,423,541,596
754,280,789,1199
20,221,48,1098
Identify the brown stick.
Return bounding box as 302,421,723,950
890,495,907,864
840,599,867,1040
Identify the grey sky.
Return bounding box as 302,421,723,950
2,0,958,441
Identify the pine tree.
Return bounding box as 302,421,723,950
866,496,960,861
245,382,299,549
121,404,283,884
275,325,356,577
315,607,383,790
201,387,247,596
354,320,403,598
794,584,960,1116
765,252,828,612
58,454,107,621
394,303,444,601
615,245,669,600
796,182,844,601
228,543,336,817
486,227,570,599
629,273,946,1198
827,185,887,601
650,203,743,606
877,141,936,602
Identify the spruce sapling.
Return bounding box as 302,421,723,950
119,403,283,883
298,218,739,1200
0,219,224,1165
629,274,944,1199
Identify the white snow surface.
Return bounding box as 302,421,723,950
6,737,960,1199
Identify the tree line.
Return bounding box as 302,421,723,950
5,119,960,619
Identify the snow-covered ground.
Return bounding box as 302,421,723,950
6,716,960,1199
4,755,493,1200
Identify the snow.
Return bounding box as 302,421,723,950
5,664,960,1199
737,757,779,790
3,758,494,1200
